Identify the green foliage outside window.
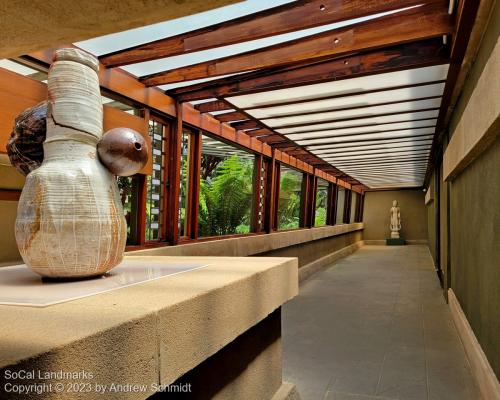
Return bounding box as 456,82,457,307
198,155,254,237
278,168,302,230
315,179,328,226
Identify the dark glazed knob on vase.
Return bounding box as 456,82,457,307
97,128,149,176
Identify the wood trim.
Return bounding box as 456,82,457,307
448,289,500,400
194,100,232,113
142,4,453,86
0,189,21,201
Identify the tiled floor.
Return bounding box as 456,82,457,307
282,245,481,400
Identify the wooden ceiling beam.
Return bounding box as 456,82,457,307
174,40,449,102
99,0,436,67
230,120,261,130
141,3,452,87
245,128,273,137
194,100,231,113
213,111,247,122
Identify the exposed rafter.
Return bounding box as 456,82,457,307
171,40,448,102
142,3,452,87
99,0,436,67
194,100,231,113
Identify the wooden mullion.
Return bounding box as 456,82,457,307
188,130,202,239
166,101,183,245
251,155,264,232
136,174,148,246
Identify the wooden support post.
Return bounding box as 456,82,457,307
251,155,264,232
188,130,202,239
310,175,318,227
299,173,309,228
166,101,183,245
136,174,147,246
264,152,278,233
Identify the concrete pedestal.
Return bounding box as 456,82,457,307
0,256,300,400
386,238,406,245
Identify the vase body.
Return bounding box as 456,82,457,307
14,48,126,278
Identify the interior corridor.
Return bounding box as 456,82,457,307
282,245,481,400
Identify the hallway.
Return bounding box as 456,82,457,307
282,245,481,400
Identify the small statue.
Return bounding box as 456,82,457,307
390,200,401,238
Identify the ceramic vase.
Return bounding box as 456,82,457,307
15,49,127,278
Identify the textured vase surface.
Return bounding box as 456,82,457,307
15,49,126,278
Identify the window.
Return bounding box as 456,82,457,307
350,191,358,223
315,178,329,226
145,119,166,240
117,175,143,245
277,165,303,230
178,130,191,237
336,187,346,224
198,134,255,237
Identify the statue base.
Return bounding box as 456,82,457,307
386,238,406,246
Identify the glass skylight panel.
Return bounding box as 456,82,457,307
247,83,445,119
309,140,433,154
157,73,248,91
266,108,439,130
76,0,296,55
306,135,435,150
276,104,440,134
287,121,437,141
312,144,431,157
226,65,449,108
295,127,436,145
323,150,430,162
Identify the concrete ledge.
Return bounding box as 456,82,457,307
0,256,298,400
129,223,363,258
271,382,302,400
299,241,364,282
448,289,500,400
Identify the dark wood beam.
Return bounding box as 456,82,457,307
142,4,452,86
99,0,435,67
230,120,261,130
246,128,273,137
214,111,247,122
194,100,231,113
174,42,448,102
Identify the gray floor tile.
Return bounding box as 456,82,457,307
283,245,480,400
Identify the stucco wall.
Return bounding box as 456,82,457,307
450,135,500,378
442,2,500,378
363,190,427,241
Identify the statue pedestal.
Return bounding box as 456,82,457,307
386,238,406,245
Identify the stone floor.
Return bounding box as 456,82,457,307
282,245,481,400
